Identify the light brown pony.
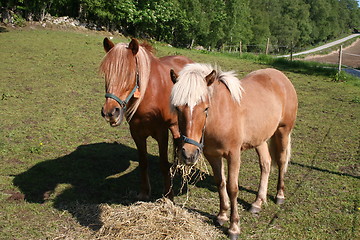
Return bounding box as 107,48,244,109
170,63,298,239
100,38,193,200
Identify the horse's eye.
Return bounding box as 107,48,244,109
204,107,209,113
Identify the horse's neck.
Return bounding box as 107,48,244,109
206,81,236,130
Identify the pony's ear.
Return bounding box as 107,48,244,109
205,70,216,86
103,38,115,52
128,38,139,55
170,69,178,84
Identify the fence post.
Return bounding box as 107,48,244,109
265,38,270,55
239,41,242,56
190,39,194,49
290,41,293,61
338,45,343,73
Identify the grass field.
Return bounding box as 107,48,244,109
0,25,359,239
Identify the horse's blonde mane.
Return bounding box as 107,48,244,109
100,43,151,120
171,63,243,108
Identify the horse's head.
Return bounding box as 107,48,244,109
100,38,140,127
170,66,216,165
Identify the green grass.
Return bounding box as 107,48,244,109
1,26,359,239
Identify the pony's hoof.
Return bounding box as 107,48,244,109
216,217,228,226
249,205,262,214
229,232,239,240
276,197,285,205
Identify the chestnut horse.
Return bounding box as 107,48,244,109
170,63,298,239
100,38,193,200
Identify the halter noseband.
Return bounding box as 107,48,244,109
105,60,140,110
182,134,204,150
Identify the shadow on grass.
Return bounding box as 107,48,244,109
13,141,267,231
13,142,178,230
290,161,360,179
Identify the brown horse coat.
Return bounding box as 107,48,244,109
171,64,298,239
101,38,193,200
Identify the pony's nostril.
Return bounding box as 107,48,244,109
195,148,200,157
182,148,187,159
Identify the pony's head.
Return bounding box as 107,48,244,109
170,64,215,165
100,38,151,126
170,63,242,165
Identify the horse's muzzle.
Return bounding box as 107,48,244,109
181,147,201,165
101,106,125,127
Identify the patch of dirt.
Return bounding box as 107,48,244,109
305,38,360,68
4,190,25,202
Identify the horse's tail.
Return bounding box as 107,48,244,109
269,132,292,172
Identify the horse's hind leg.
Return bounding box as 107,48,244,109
250,142,272,213
270,127,292,205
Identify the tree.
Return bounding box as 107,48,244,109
224,0,253,48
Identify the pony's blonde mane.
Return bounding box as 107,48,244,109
100,42,151,120
171,63,243,108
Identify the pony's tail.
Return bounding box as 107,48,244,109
269,133,291,172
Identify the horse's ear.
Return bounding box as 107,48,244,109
103,38,115,52
170,69,178,84
128,38,139,55
205,70,216,86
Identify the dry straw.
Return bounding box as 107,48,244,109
95,198,222,240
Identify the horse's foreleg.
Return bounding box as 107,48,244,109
250,141,272,213
132,134,151,201
156,129,173,200
169,124,181,162
207,156,229,226
226,150,241,240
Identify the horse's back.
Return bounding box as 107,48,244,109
243,68,298,127
159,55,193,73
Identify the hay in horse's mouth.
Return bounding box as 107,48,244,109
170,154,209,205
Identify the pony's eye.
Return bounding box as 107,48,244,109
204,107,209,113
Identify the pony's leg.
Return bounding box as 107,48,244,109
226,149,241,240
155,129,173,200
169,124,181,163
131,133,151,201
271,127,292,205
207,156,229,226
250,142,272,213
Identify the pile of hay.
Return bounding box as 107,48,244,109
96,198,222,240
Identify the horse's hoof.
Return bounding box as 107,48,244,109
249,205,261,214
216,217,228,226
229,232,239,240
276,197,285,205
